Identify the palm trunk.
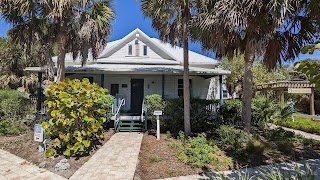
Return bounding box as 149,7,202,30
57,21,67,81
242,42,254,132
183,20,191,136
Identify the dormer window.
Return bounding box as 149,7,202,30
143,45,148,56
128,45,133,55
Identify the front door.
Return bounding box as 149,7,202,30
131,79,144,114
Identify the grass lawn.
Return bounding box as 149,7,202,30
276,116,320,135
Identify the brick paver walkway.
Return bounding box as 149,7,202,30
0,149,66,180
269,123,320,141
70,132,143,180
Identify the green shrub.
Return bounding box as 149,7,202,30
176,132,220,168
145,94,165,129
42,78,114,157
162,98,214,134
218,99,242,127
0,89,32,119
216,125,264,158
276,117,320,135
0,90,33,135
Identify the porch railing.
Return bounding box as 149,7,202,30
114,98,125,130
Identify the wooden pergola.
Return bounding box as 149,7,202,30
256,81,316,115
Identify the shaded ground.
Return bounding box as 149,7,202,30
135,132,320,180
0,129,114,178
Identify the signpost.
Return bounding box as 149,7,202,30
34,124,44,152
153,110,162,140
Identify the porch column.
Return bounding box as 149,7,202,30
162,74,165,98
219,75,223,109
310,88,315,115
36,72,43,112
100,74,105,88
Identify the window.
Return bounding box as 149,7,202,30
83,77,94,83
135,40,139,44
178,79,192,98
223,90,228,98
143,45,147,56
111,84,119,96
128,45,133,55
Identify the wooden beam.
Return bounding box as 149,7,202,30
310,88,315,115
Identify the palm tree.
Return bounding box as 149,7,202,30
140,0,196,135
0,0,114,81
193,0,317,131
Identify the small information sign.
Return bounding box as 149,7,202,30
34,124,44,142
153,110,163,116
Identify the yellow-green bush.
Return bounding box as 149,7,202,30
42,78,114,157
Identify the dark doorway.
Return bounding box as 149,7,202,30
110,84,119,96
131,79,144,114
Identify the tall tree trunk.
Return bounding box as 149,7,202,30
56,20,67,81
242,42,254,132
183,21,191,136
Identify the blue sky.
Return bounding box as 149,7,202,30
0,0,319,62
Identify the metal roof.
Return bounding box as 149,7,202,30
65,64,231,75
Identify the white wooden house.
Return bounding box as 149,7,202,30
50,28,231,113
26,28,231,131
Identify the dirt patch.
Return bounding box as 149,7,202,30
134,134,202,180
0,129,114,178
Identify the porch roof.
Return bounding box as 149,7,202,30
256,80,315,91
65,63,231,75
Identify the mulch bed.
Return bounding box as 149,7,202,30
0,129,114,178
134,133,202,180
134,133,320,180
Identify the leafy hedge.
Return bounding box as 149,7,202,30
42,78,114,157
218,96,292,129
145,94,214,134
276,117,320,135
0,90,32,135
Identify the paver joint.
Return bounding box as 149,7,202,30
0,149,66,180
70,132,143,180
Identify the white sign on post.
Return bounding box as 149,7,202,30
153,110,163,116
34,124,44,142
154,110,163,140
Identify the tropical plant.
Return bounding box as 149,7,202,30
140,0,198,135
0,0,115,81
296,60,320,91
192,0,317,131
220,54,291,97
42,78,114,157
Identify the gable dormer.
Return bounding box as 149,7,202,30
98,29,177,61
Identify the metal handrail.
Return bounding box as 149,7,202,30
141,99,145,122
114,98,125,129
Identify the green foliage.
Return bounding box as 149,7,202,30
301,43,320,54
218,96,292,129
176,132,223,168
145,95,214,134
0,90,32,135
149,156,163,163
276,117,320,135
162,98,214,134
216,125,264,158
42,78,114,157
218,99,242,127
0,90,31,119
145,94,165,128
220,54,291,96
296,61,320,91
